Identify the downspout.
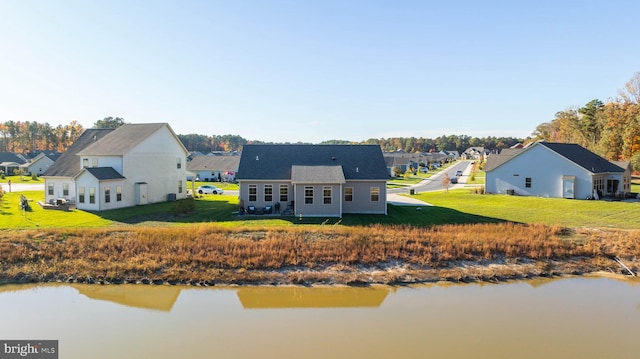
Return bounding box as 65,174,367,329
339,183,343,218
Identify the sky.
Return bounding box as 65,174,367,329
0,1,638,143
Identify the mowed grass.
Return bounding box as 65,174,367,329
415,189,640,229
3,186,640,229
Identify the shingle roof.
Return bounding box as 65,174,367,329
483,148,523,172
77,123,169,156
540,142,624,173
291,165,346,184
187,155,240,172
0,152,27,164
80,167,126,180
42,129,114,177
236,144,389,181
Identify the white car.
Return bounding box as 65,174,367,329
197,185,224,195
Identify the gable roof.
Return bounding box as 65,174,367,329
236,144,389,181
78,123,187,156
0,152,27,164
74,167,126,181
42,129,115,177
484,142,624,174
291,165,346,184
187,155,240,172
540,142,624,173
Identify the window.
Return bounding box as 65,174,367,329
264,185,273,202
89,187,96,204
105,187,111,203
83,158,89,167
92,158,98,167
78,187,85,203
48,184,54,196
305,186,314,204
323,186,332,204
370,187,380,202
249,185,257,202
280,185,288,202
177,158,182,169
525,178,532,188
63,183,69,196
178,180,183,194
116,186,122,201
344,187,353,202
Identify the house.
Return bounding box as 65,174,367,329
0,152,27,175
484,142,631,199
462,147,490,161
236,144,389,217
186,154,240,182
24,152,62,176
42,123,188,211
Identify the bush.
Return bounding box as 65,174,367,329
171,198,195,215
473,186,485,194
31,173,38,181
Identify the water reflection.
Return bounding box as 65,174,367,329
69,284,181,312
236,285,390,309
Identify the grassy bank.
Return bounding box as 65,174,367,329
1,223,638,285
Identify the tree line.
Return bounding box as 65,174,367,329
532,72,640,167
0,120,84,154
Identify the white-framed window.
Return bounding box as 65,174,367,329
323,186,332,204
370,187,380,202
92,158,98,167
89,187,96,204
78,187,85,203
116,186,122,201
344,187,353,202
178,180,183,194
48,184,54,196
177,158,182,169
525,178,532,188
305,186,314,204
63,183,69,196
264,184,273,202
105,187,111,203
83,158,89,167
280,185,288,202
249,185,257,202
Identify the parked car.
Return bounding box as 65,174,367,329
197,185,224,194
455,170,463,176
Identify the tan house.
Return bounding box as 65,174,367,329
236,144,389,217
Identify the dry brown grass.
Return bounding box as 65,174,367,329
1,223,639,285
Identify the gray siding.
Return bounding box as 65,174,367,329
342,180,386,214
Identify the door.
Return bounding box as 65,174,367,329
135,182,148,205
562,176,575,199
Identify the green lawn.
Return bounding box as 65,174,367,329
3,185,640,229
0,175,44,184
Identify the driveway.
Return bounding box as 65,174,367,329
387,193,432,206
1,183,44,193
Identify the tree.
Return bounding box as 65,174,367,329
578,99,604,147
442,173,450,192
94,117,126,129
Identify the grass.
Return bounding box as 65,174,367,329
0,175,44,184
415,189,640,229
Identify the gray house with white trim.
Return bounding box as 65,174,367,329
236,144,389,217
485,142,631,199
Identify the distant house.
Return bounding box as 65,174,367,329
43,123,188,211
187,155,240,182
484,142,631,199
384,151,447,176
236,144,389,217
0,152,28,175
24,152,62,176
462,147,490,161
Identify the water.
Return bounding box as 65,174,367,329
1,277,638,359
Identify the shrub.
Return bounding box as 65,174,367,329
470,173,476,181
31,173,38,181
171,198,195,215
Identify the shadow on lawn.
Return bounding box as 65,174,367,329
94,196,511,227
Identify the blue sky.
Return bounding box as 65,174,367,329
1,1,638,143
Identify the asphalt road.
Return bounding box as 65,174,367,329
388,160,473,195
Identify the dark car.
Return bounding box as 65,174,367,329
450,177,458,184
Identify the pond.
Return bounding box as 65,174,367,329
1,277,638,359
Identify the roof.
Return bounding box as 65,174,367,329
540,142,624,173
483,148,523,172
187,155,240,172
75,167,126,181
291,165,346,184
78,123,184,156
236,144,389,181
484,142,625,173
42,129,114,177
0,152,27,164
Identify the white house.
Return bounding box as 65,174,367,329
42,123,188,211
484,142,631,199
24,152,61,176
